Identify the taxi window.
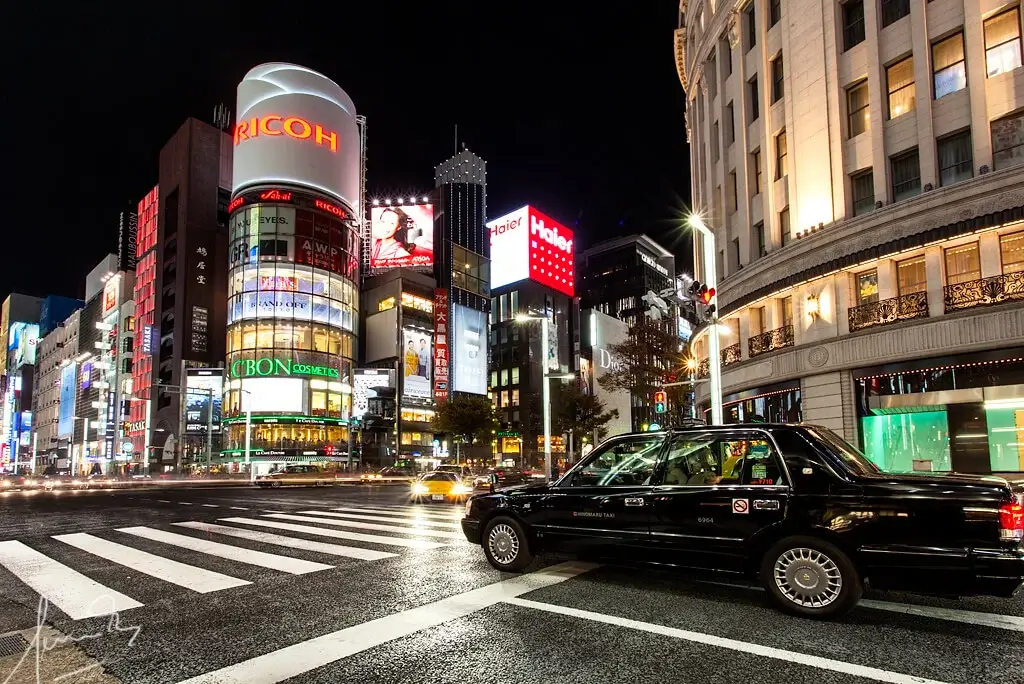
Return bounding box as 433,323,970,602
566,436,663,487
660,432,785,486
423,472,457,482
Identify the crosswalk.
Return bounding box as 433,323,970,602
0,504,465,621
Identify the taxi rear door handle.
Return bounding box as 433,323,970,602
624,498,645,507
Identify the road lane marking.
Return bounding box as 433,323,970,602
505,598,949,684
201,504,219,508
175,561,596,684
298,511,460,529
116,527,333,575
157,500,171,503
0,540,143,620
53,533,249,593
179,502,194,506
859,599,1024,632
218,517,446,549
173,522,397,561
228,507,249,510
272,513,461,539
332,506,463,521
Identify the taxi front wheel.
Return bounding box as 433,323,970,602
760,536,862,619
482,516,533,572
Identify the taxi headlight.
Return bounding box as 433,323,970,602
1,480,10,487
374,474,382,480
451,484,471,495
411,483,428,495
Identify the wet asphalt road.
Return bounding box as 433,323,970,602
0,483,1020,684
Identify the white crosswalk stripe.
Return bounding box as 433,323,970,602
116,527,334,575
277,513,462,539
0,540,143,619
332,506,464,521
219,517,447,549
54,532,251,593
298,511,461,529
173,522,397,561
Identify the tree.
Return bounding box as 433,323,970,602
597,318,688,426
553,382,619,457
431,394,499,458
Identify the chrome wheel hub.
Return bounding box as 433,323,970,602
487,524,520,565
774,547,842,608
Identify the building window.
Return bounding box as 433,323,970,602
746,3,757,51
725,102,735,144
886,57,915,119
992,111,1024,171
755,221,767,257
731,238,741,272
722,36,733,75
847,80,870,138
511,367,520,385
945,243,981,285
707,52,718,99
712,121,720,162
750,306,765,335
771,55,784,103
775,129,788,179
985,8,1022,78
933,32,966,99
748,75,760,122
1000,231,1024,273
851,169,874,216
769,0,781,27
880,0,910,28
780,207,791,246
891,148,921,202
938,130,973,186
842,0,865,50
451,245,490,297
857,271,879,304
752,149,763,195
780,296,793,327
897,256,927,295
728,171,738,212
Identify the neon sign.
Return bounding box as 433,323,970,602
234,115,339,153
231,357,340,379
259,189,293,202
228,197,246,213
314,198,347,218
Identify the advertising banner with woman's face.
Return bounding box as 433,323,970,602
370,205,434,269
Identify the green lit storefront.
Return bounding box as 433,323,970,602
855,348,1024,475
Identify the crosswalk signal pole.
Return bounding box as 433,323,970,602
687,215,724,425
206,388,213,475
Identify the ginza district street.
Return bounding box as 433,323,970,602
0,483,1021,684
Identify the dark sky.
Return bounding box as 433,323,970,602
3,2,691,301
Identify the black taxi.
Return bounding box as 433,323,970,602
461,424,1024,618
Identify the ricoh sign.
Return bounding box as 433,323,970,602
487,205,575,297
232,63,361,212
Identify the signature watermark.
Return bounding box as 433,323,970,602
1,595,141,684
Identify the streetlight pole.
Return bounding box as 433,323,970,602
240,387,253,481
687,215,724,425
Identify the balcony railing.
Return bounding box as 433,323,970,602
943,272,1024,313
695,343,743,377
748,324,794,358
848,291,928,332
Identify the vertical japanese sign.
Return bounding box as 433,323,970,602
192,245,209,354
433,288,450,403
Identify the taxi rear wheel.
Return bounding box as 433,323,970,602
482,516,533,572
760,536,862,619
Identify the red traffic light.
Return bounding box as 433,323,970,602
654,391,666,403
700,287,716,305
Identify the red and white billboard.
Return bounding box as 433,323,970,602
487,205,574,297
369,204,434,269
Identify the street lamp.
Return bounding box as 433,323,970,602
239,387,254,481
515,312,574,480
686,214,724,425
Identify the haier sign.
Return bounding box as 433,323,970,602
487,205,575,297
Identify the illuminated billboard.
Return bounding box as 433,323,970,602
233,63,361,212
184,368,224,435
402,329,432,399
487,205,575,296
452,304,486,395
369,204,434,269
9,323,39,368
58,363,76,438
353,369,395,417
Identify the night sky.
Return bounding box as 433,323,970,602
4,2,691,301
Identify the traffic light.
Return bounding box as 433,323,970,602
688,281,717,322
700,287,716,305
654,390,667,413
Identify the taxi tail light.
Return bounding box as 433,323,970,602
999,502,1024,542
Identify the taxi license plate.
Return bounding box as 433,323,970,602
431,494,444,501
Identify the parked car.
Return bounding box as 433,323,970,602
461,424,1024,619
473,467,530,491
256,464,333,488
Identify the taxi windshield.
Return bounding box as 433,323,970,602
421,472,458,482
807,426,880,475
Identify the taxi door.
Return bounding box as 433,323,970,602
526,434,667,558
648,430,790,572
